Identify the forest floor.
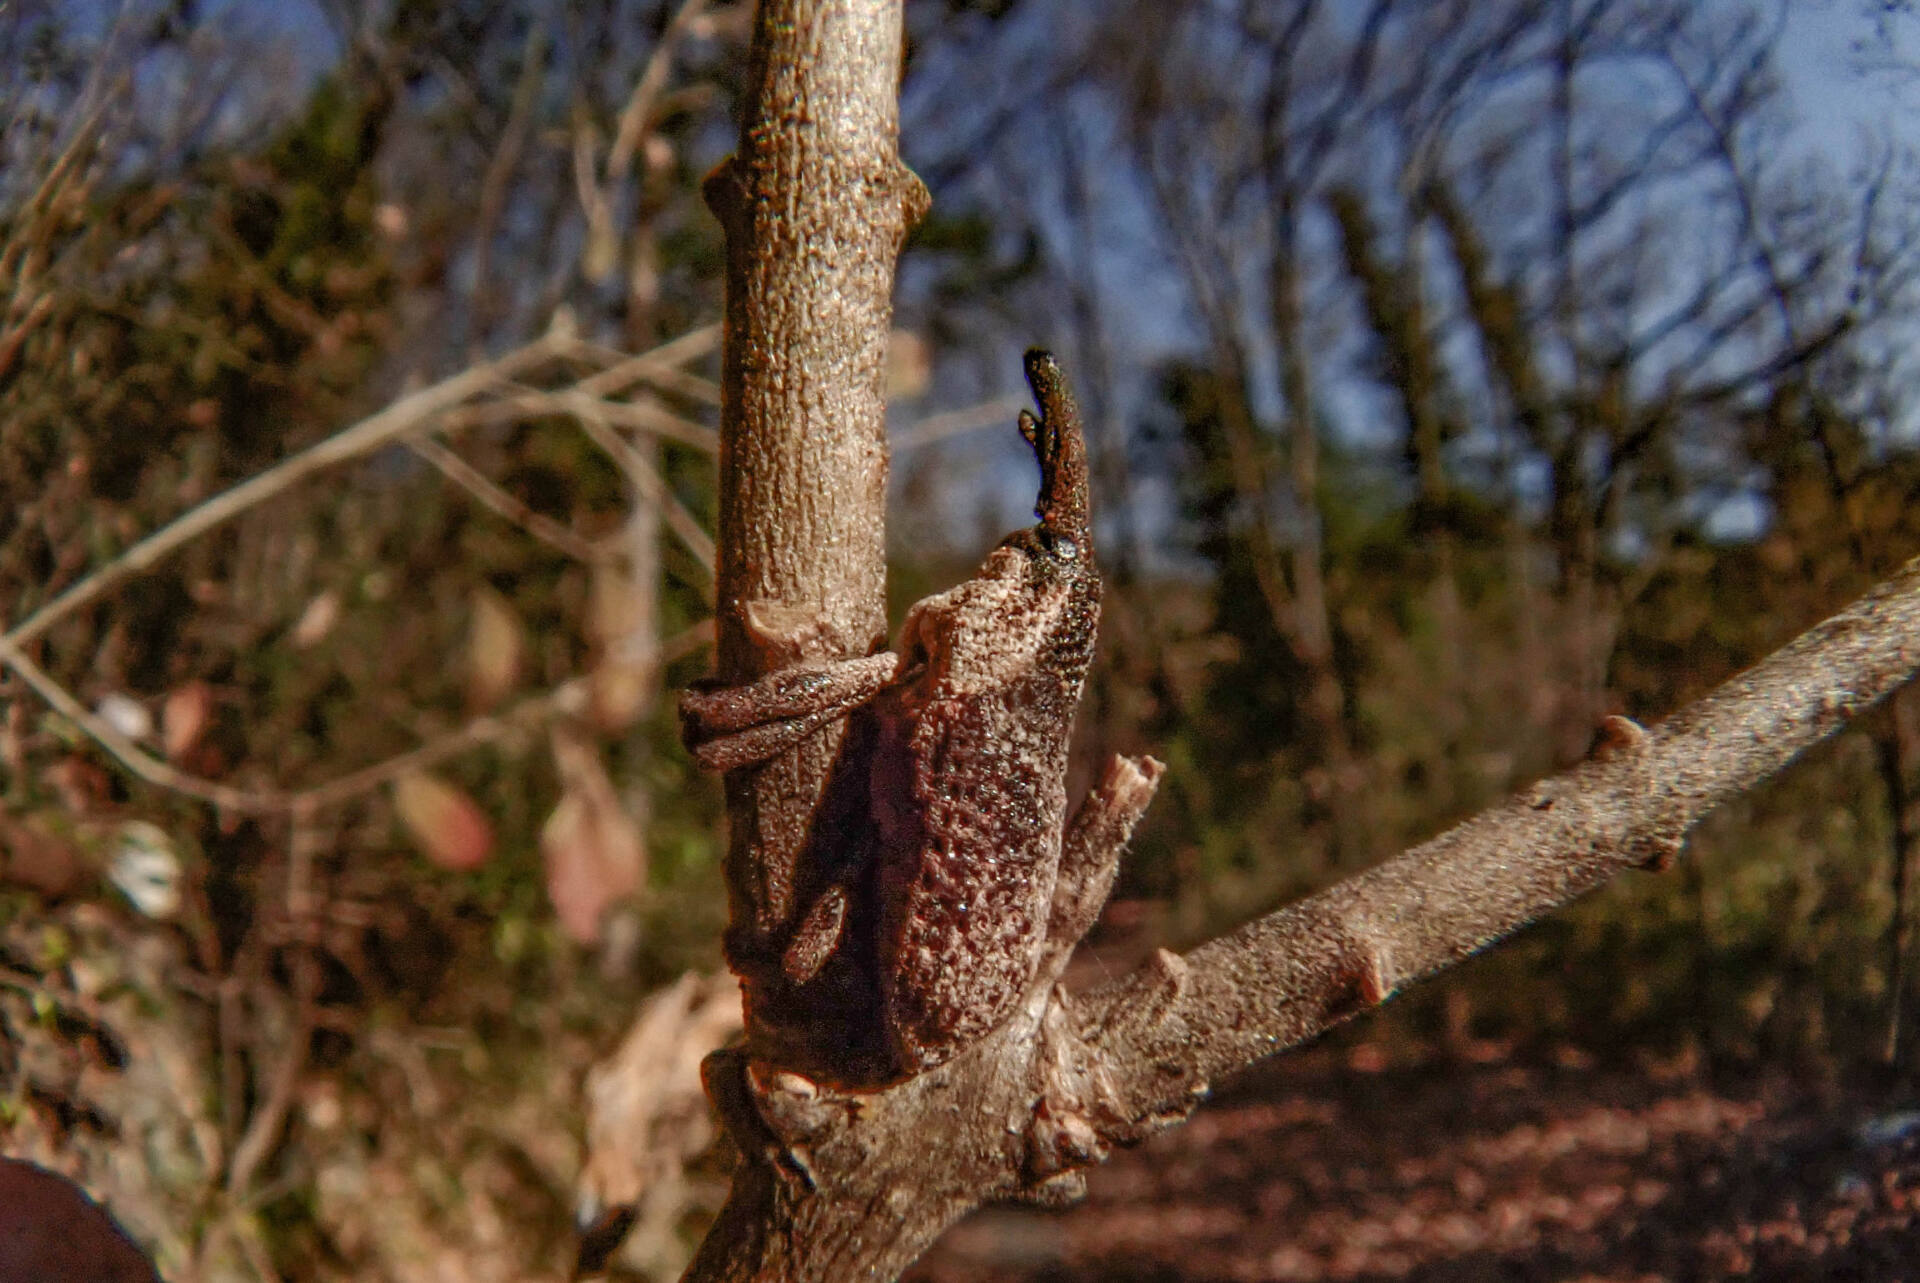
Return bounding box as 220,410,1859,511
909,1044,1920,1283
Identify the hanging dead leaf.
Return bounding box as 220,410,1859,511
542,731,645,944
466,585,524,711
0,812,87,899
587,657,657,734
392,773,494,872
162,681,215,761
577,970,742,1271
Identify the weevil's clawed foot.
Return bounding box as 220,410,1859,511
679,652,900,772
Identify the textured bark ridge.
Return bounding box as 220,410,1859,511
664,2,1920,1279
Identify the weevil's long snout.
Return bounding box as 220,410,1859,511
1019,350,1093,552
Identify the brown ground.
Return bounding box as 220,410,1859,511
910,1047,1920,1283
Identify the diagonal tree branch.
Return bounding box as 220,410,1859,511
1079,556,1920,1130
0,621,714,819
1,320,721,657
408,436,614,564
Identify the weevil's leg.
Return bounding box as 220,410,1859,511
781,885,849,984
682,653,903,734
680,651,900,772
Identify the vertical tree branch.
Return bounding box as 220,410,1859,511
685,2,928,1275
702,0,926,961
1880,685,1920,1066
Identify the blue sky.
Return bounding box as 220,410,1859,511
1779,1,1911,162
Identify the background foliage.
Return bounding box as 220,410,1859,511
2,0,1919,1278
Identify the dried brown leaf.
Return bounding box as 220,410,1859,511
587,658,656,734
0,812,87,898
291,590,342,649
587,560,645,652
161,681,215,762
542,730,645,943
392,773,494,872
466,585,524,711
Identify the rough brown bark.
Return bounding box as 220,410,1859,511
682,3,1920,1279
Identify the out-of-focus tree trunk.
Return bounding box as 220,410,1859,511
1879,686,1920,1068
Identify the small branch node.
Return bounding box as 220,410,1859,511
1009,1170,1087,1207
707,1053,857,1196
1591,714,1650,761
1632,830,1688,873
894,166,932,227
1135,947,1190,1018
1086,948,1193,1062
746,1060,845,1144
1045,754,1164,964
1020,1096,1107,1195
1354,944,1393,1007
740,599,857,668
700,157,744,230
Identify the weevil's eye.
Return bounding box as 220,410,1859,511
1041,531,1078,562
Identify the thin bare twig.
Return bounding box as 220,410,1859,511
625,362,724,408
565,335,724,405
0,321,718,818
560,322,721,399
2,330,571,651
0,618,710,818
433,388,719,453
561,389,722,453
891,395,1026,453
292,622,713,811
469,25,549,341
0,634,290,813
570,400,718,575
225,810,321,1202
408,436,613,563
301,680,585,810
0,292,57,386
606,0,714,191
577,0,714,281
1,322,718,656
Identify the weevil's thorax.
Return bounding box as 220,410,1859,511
896,530,1099,704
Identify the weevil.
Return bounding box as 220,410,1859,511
683,350,1101,1071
